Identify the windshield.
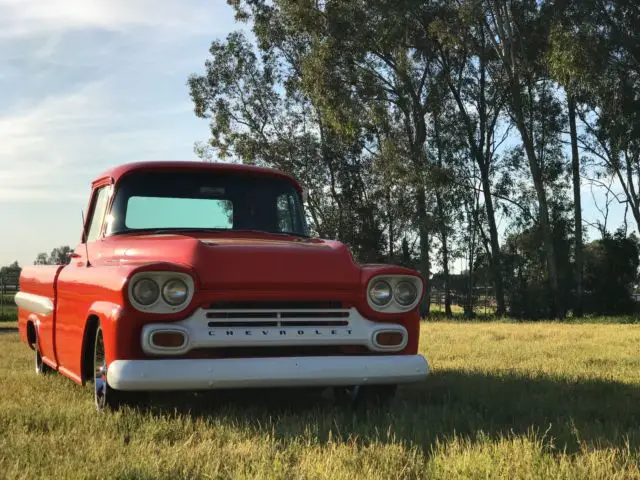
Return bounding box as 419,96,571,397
106,170,309,237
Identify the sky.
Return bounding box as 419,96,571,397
0,0,243,266
0,1,632,269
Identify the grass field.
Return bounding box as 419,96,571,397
0,293,17,321
0,306,17,322
1,321,639,479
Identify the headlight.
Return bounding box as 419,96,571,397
132,278,160,306
394,280,418,306
162,278,189,306
369,280,393,306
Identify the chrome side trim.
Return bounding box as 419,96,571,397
14,292,54,316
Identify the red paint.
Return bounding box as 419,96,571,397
18,161,425,386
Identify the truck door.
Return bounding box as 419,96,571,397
54,183,112,378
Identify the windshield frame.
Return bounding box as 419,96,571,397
104,169,310,238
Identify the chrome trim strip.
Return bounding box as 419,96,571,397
14,292,54,316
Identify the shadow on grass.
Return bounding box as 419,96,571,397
128,368,640,454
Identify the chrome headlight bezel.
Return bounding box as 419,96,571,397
366,275,423,313
127,271,194,313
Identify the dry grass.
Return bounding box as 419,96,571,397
0,321,639,479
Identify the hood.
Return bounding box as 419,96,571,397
101,233,362,291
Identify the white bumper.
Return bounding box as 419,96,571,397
107,355,429,391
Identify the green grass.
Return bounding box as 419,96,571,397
0,306,17,322
0,322,639,479
1,292,17,322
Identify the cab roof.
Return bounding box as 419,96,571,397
92,161,302,191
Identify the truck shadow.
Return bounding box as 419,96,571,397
135,369,640,454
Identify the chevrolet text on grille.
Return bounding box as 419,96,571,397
208,328,354,336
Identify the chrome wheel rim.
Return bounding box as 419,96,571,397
35,348,43,373
94,329,107,410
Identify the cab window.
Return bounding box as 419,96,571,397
86,186,110,242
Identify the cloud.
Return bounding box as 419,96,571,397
0,79,202,202
0,81,107,199
0,0,228,38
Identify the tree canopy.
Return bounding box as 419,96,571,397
188,0,640,319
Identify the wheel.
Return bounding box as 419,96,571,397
34,336,54,375
333,384,397,408
92,325,125,411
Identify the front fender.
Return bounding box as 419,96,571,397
81,301,123,383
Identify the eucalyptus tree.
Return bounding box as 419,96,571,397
477,0,568,317
549,0,640,233
227,1,447,312
429,0,513,315
547,0,640,314
188,30,387,261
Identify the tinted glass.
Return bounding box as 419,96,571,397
108,170,308,236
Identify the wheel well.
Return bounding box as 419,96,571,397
81,315,100,383
26,321,36,349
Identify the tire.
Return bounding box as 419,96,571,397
334,384,397,409
34,336,54,375
92,325,125,411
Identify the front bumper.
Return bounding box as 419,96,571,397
107,354,429,391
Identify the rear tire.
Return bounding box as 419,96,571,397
92,325,126,411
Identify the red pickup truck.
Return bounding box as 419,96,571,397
16,161,429,410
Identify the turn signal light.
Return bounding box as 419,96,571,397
375,331,404,347
151,331,186,348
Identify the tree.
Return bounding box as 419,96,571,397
227,0,447,313
33,246,73,266
583,229,639,315
430,0,511,315
189,29,389,262
0,261,21,278
481,0,567,317
34,253,49,266
181,0,640,319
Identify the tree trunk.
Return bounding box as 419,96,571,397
416,187,431,316
568,94,583,317
483,5,562,317
512,92,562,318
387,186,394,261
478,161,506,316
445,50,506,316
436,192,452,317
